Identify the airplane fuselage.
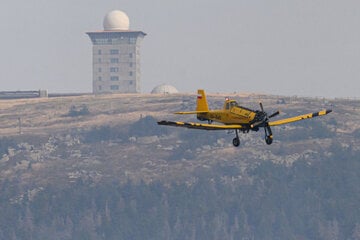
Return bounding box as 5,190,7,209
197,104,266,128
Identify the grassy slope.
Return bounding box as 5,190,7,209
0,93,358,186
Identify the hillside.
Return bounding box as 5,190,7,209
0,93,359,239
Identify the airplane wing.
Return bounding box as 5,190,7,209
268,109,332,126
157,120,244,130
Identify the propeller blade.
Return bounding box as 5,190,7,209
268,110,280,119
259,102,264,112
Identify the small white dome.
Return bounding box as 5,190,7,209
151,84,179,94
103,10,130,31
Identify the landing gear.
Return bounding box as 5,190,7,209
233,137,240,147
265,135,273,145
264,125,273,145
232,130,240,147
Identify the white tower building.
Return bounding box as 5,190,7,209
87,10,146,93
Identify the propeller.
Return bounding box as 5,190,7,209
250,103,280,128
260,102,280,118
257,102,279,145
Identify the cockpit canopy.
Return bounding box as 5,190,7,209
224,100,239,110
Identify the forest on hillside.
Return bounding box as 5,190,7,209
0,144,360,239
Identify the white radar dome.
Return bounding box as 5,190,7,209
151,84,179,94
103,10,130,31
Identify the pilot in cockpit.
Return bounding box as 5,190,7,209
230,101,238,108
225,100,239,110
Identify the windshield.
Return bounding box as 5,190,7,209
226,100,238,109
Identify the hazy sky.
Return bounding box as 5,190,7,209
1,0,359,98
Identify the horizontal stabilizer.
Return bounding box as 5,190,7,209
175,111,209,115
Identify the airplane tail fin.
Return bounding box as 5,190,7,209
196,89,209,112
174,89,210,115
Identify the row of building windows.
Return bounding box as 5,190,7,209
97,49,133,58
97,75,134,81
93,37,137,46
98,85,120,91
97,68,134,75
97,58,134,67
98,82,134,91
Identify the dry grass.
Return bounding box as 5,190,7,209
0,93,358,185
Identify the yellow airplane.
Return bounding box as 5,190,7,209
158,89,332,147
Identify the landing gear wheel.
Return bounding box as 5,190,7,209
265,136,273,145
264,125,273,145
232,137,240,147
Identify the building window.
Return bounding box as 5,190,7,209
129,80,134,85
129,71,133,76
110,85,119,90
98,58,101,63
110,67,119,72
110,58,119,63
110,49,119,55
129,53,133,58
94,39,109,45
129,62,133,67
98,86,102,90
98,76,102,81
98,49,102,55
129,37,136,44
110,76,119,81
98,68,102,72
